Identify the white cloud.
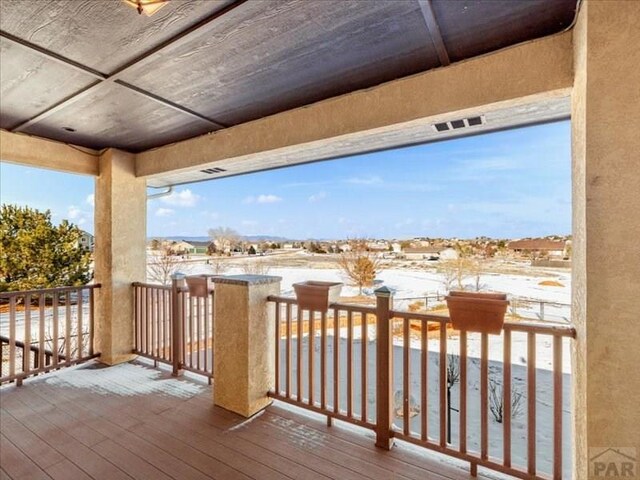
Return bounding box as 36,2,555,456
66,205,92,228
345,175,383,185
244,194,282,204
155,207,175,217
86,194,95,206
160,189,200,207
67,205,82,220
308,191,327,202
241,220,258,226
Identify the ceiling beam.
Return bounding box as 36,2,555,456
6,0,249,133
417,0,450,66
0,129,99,176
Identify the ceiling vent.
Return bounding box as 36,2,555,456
201,167,227,174
433,115,485,133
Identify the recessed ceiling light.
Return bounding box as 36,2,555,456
62,127,76,132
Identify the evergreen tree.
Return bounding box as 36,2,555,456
0,205,92,292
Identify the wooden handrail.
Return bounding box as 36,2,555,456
0,283,101,298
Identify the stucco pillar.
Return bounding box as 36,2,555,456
94,148,146,365
572,2,640,478
212,275,281,417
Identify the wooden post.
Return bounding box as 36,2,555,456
375,286,394,450
171,273,185,377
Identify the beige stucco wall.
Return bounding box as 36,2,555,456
572,2,640,478
94,148,147,364
0,129,99,176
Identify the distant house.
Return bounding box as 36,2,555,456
508,239,566,258
403,247,441,260
79,230,94,252
183,240,212,255
282,243,295,250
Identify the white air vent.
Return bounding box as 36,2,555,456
201,167,227,174
432,115,485,133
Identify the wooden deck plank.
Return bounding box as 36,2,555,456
0,361,483,480
0,434,52,480
91,439,174,480
45,459,93,480
1,401,132,480
0,410,64,469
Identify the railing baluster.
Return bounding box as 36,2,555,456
347,310,353,418
203,293,209,374
333,307,339,415
460,330,467,453
77,288,83,359
65,292,71,363
309,310,314,406
275,301,280,395
297,305,302,402
38,293,45,368
421,320,428,441
439,322,447,447
153,287,158,361
9,296,16,379
361,312,367,422
403,318,410,436
134,286,139,352
321,310,327,410
89,288,94,356
504,329,512,467
197,296,202,371
527,332,537,476
286,303,292,399
553,335,563,480
481,332,489,459
24,294,31,375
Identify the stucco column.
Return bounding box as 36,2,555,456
212,275,282,417
572,2,640,478
94,148,146,365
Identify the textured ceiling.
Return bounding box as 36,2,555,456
0,0,578,153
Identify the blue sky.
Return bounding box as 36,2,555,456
0,121,571,240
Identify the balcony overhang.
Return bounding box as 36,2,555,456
136,31,573,187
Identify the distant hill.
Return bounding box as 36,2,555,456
153,235,291,243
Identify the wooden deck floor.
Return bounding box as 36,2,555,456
0,361,496,480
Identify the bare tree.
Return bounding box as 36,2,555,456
337,239,383,295
208,226,240,255
438,260,458,292
209,256,230,275
242,260,271,275
488,377,525,423
447,353,460,387
147,247,185,285
470,259,484,292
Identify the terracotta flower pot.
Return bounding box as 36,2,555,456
185,275,214,298
293,281,343,312
445,291,509,335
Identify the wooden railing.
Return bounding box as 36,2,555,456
268,291,576,480
0,284,100,385
268,295,377,430
133,277,214,381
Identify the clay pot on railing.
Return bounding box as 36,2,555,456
445,291,509,334
293,281,343,311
